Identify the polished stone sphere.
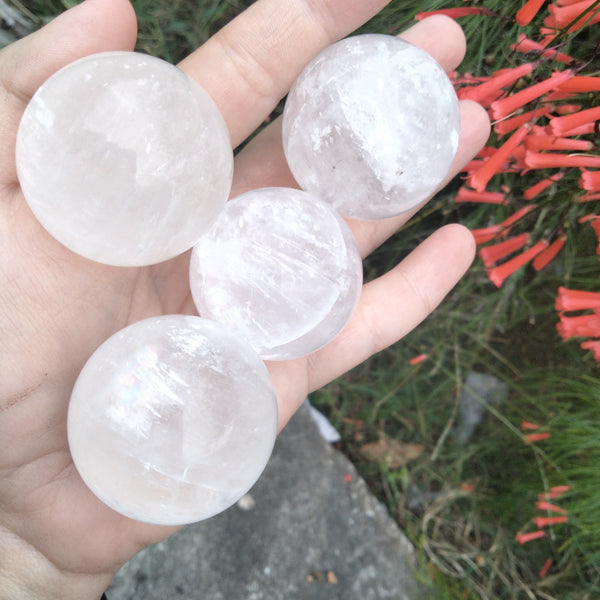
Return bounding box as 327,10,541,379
189,187,363,360
16,51,233,266
282,34,460,220
67,315,277,525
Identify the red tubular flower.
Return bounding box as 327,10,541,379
557,313,600,340
581,192,600,202
525,134,593,151
511,34,574,63
460,148,504,173
539,558,553,579
556,0,594,5
536,501,567,514
525,432,551,443
539,486,570,501
533,236,566,270
524,172,565,200
471,225,503,244
455,187,507,204
577,214,600,223
516,0,551,25
556,286,600,311
580,170,600,191
544,89,577,102
535,515,568,527
500,205,538,228
548,105,600,136
559,76,600,92
553,122,597,137
479,233,530,267
415,7,496,20
525,152,600,169
458,62,538,105
548,0,586,24
469,126,530,191
409,353,428,366
546,0,600,32
451,71,489,85
490,70,574,120
461,159,486,173
554,104,582,114
529,122,547,133
521,420,540,430
477,147,499,158
581,340,600,360
516,530,546,544
494,106,552,136
548,485,570,498
539,28,559,47
487,240,548,287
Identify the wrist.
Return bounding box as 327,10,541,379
0,526,111,600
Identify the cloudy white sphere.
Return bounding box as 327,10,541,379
67,315,277,525
16,51,233,266
282,34,460,220
189,187,363,360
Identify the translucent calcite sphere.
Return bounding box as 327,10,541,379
16,51,233,266
67,315,277,525
282,34,460,220
189,188,363,360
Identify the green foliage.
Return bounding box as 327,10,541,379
19,0,255,62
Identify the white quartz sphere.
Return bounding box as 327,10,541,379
67,315,277,525
16,51,233,266
282,34,460,220
189,188,363,360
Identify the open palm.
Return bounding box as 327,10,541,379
0,1,489,598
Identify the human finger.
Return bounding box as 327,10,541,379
304,223,476,396
178,0,392,147
400,14,466,70
268,223,475,429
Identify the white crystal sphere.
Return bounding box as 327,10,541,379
67,315,277,525
282,34,460,220
189,188,363,360
16,51,233,266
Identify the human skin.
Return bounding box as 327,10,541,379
0,1,490,598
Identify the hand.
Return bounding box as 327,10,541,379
0,0,490,598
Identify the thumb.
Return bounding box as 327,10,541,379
1,0,138,100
